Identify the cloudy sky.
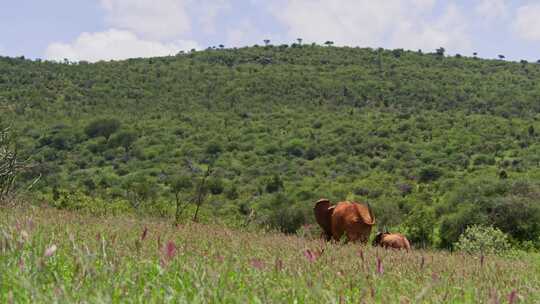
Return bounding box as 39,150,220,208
1,0,540,62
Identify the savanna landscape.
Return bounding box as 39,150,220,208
2,44,540,302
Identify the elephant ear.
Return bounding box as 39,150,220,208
314,199,334,238
353,201,375,225
372,232,384,246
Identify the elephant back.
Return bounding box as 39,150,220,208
382,233,411,250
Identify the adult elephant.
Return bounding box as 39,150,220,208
373,232,411,251
314,198,375,244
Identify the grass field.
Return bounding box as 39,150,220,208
1,205,539,303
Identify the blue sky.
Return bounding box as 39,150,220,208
1,0,540,62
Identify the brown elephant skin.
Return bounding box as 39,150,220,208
314,199,375,244
373,232,411,251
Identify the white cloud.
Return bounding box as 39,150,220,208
99,0,229,40
389,4,471,53
193,0,231,34
43,0,231,62
514,3,540,41
272,0,471,53
475,0,508,20
226,19,282,47
100,0,191,40
45,29,199,62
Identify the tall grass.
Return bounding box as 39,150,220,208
1,206,539,303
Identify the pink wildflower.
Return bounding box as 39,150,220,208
508,290,517,304
44,244,57,257
304,249,317,262
250,258,265,270
165,241,176,260
376,257,383,275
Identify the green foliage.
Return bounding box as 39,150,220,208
418,166,443,183
454,225,511,255
401,206,436,248
84,118,121,140
265,175,284,193
0,126,24,200
122,174,158,209
49,189,132,215
2,46,540,244
206,142,223,156
438,179,540,248
170,175,193,194
260,193,305,233
108,130,137,152
207,177,224,195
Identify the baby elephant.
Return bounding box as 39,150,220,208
373,232,411,251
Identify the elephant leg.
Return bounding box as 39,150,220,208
346,230,360,243
320,231,332,241
358,224,372,244
331,220,345,243
332,229,344,242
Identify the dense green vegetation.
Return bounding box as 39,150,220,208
1,45,540,249
2,206,539,303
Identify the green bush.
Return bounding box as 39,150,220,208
265,175,283,193
267,204,305,234
401,206,436,248
84,118,121,140
418,166,443,183
454,225,511,255
285,139,305,157
259,193,305,233
207,177,224,195
206,142,223,156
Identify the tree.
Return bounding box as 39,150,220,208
418,166,443,183
402,207,436,247
498,54,505,60
109,131,137,161
324,41,334,47
435,47,445,57
528,125,535,137
207,177,224,195
392,49,404,58
206,142,222,156
265,174,284,193
1,127,25,202
123,175,157,209
84,118,121,141
296,38,303,45
193,165,213,222
263,39,271,46
170,175,193,225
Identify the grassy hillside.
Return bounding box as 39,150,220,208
1,45,540,248
1,206,539,303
